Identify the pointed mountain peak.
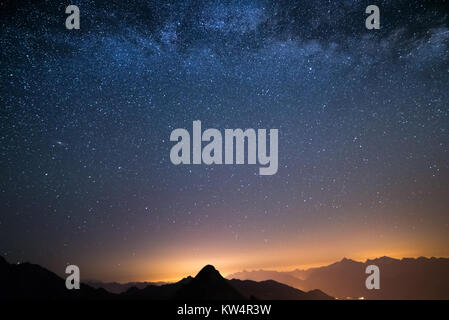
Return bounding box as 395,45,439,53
174,265,244,300
195,265,223,280
199,264,217,273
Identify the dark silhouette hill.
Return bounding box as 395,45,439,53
173,265,245,300
0,256,112,300
228,279,332,300
123,265,246,300
228,256,449,299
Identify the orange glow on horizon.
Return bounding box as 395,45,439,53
78,216,449,283
104,252,449,284
99,249,449,283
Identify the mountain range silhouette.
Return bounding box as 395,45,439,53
122,264,332,300
3,255,448,300
0,257,331,300
227,256,449,299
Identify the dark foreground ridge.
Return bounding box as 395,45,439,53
0,257,332,300
0,256,112,300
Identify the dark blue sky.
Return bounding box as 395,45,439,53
1,0,448,281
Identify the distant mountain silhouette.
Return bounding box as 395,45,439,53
0,256,332,300
227,256,449,299
87,280,167,294
227,269,304,289
122,276,193,299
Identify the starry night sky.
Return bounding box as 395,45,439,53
1,0,449,282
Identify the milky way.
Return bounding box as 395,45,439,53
1,0,449,281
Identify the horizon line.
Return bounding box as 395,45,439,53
77,254,449,284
